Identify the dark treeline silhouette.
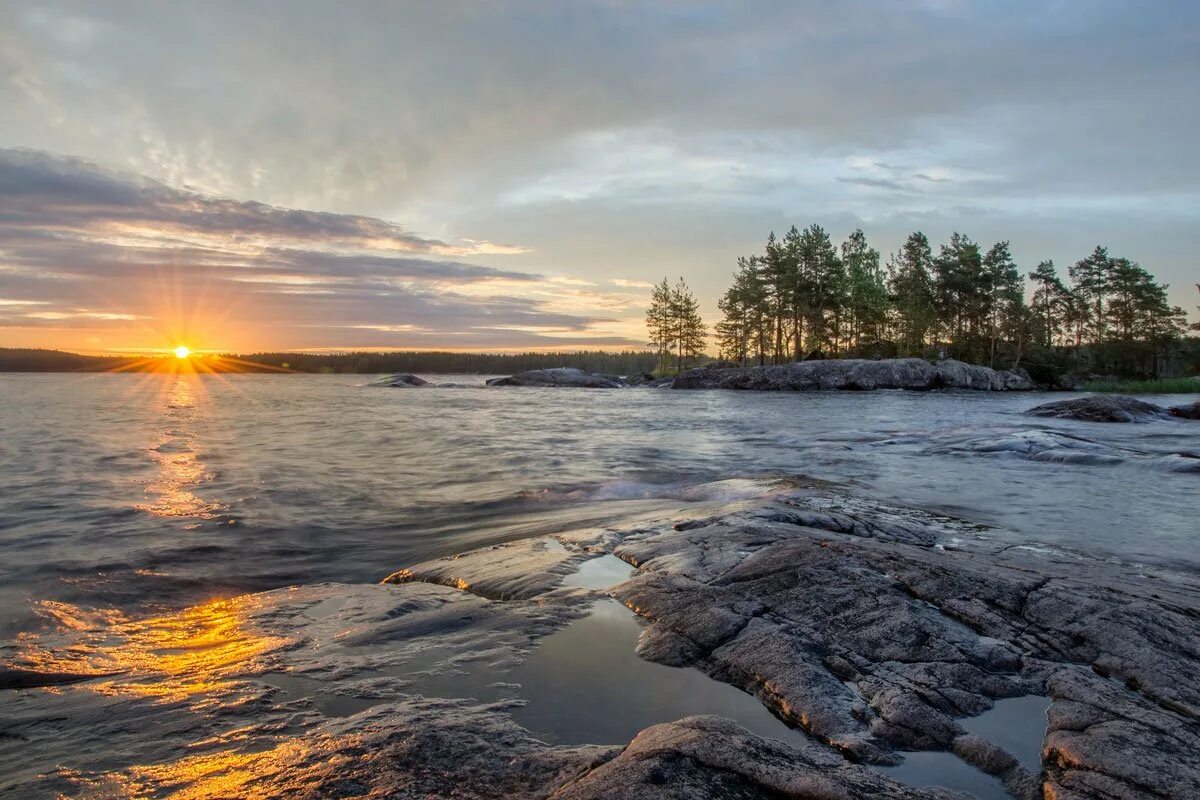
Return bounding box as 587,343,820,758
0,348,660,375
715,226,1193,379
237,350,659,374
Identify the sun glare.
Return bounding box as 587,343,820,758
174,345,191,359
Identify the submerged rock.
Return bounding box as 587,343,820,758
671,358,1032,392
1025,395,1167,422
487,367,628,388
368,373,430,388
1169,400,1200,420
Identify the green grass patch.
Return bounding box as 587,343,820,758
1082,377,1200,394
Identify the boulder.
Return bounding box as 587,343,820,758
1026,395,1167,423
671,358,1031,392
368,373,430,387
486,367,629,388
1169,400,1200,420
934,359,1032,391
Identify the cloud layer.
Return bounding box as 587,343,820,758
0,149,645,351
1,0,1197,348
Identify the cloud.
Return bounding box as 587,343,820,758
0,1,1197,329
611,279,653,289
0,149,644,350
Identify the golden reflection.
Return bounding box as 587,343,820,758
135,377,225,519
17,595,290,702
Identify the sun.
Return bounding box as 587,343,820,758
173,345,191,359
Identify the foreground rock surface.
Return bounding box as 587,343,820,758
5,480,1197,799
488,367,629,388
672,358,1032,392
1025,395,1167,422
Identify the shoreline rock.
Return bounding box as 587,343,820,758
671,358,1032,392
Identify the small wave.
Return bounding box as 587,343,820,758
517,477,786,504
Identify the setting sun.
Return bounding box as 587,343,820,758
174,346,191,359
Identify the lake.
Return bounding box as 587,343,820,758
2,372,1197,644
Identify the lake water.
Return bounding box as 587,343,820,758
1,372,1197,642
1,372,1197,798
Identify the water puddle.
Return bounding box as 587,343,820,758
882,751,1009,800
259,598,808,748
561,554,635,589
880,694,1049,799
962,693,1049,772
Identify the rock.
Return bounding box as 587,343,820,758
555,716,958,800
487,367,628,388
670,357,1031,391
1026,395,1167,422
1169,400,1200,419
624,372,657,386
934,359,1032,391
368,373,429,387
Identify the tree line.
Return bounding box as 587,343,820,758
0,348,662,375
709,226,1192,377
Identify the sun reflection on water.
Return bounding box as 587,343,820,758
17,594,289,702
135,376,226,519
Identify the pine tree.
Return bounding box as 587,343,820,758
645,278,674,372
842,229,887,353
1069,246,1113,345
887,232,936,356
981,241,1022,368
1028,261,1067,348
670,278,707,373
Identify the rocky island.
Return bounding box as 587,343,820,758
481,358,1034,392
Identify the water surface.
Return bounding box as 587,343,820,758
1,373,1196,641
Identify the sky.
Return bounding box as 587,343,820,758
1,0,1197,354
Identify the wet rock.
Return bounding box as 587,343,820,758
383,536,588,600
924,430,1128,466
671,358,1031,392
920,428,1200,472
555,716,960,799
1170,400,1200,419
487,367,629,388
1025,395,1167,422
367,373,429,387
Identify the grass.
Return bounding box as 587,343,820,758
1082,377,1200,394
